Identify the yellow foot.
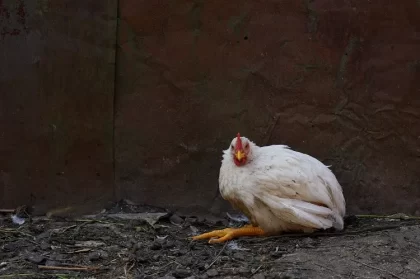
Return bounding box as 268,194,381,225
192,225,265,244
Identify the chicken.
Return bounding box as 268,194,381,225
192,133,346,244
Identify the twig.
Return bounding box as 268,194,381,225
206,241,228,270
0,209,15,214
354,246,366,257
53,225,77,234
123,261,135,279
66,248,92,254
38,265,99,271
351,259,403,279
251,265,262,274
127,261,135,273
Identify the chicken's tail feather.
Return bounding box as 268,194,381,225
261,195,334,230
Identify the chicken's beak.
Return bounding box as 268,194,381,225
235,150,246,161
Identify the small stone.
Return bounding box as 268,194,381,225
88,252,101,261
135,252,149,263
134,242,144,250
269,251,284,258
99,250,109,259
163,241,175,249
172,269,192,278
156,235,168,244
40,242,50,250
170,214,184,225
206,269,219,277
27,246,38,252
197,263,206,271
48,252,65,262
174,249,188,256
152,254,160,261
88,250,108,261
174,240,184,247
122,240,133,249
229,268,239,275
204,216,224,225
24,253,45,264
35,231,51,241
150,242,162,250
300,237,315,248
238,268,250,276
405,260,420,272
157,276,176,279
178,257,192,266
252,274,265,279
108,245,122,253
44,260,59,267
185,217,198,224
3,240,29,251
233,252,246,261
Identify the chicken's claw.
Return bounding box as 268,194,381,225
192,225,265,244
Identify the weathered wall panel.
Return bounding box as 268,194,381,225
0,0,117,214
116,0,420,215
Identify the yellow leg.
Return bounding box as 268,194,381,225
192,225,265,244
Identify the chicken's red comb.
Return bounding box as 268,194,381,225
235,132,243,149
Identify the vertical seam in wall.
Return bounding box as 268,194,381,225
112,0,121,202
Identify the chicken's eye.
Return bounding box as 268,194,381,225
231,145,234,150
245,143,249,149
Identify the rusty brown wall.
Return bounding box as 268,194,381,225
1,1,419,216
116,0,420,216
0,0,117,214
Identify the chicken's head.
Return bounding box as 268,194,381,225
230,133,251,166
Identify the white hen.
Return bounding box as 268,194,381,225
193,133,346,244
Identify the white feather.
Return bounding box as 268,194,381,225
219,136,346,234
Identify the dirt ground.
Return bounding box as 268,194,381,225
1,201,420,279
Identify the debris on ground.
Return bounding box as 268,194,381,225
1,201,420,279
